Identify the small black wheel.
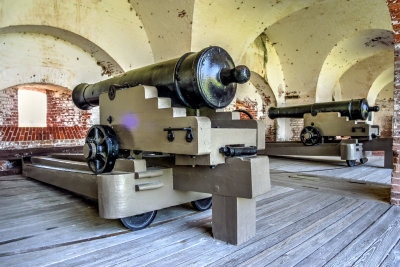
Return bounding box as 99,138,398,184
346,160,356,167
120,211,157,231
300,126,322,146
191,197,212,211
84,125,119,174
360,157,368,164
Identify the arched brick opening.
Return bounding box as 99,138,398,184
386,1,400,205
0,84,95,150
0,84,98,173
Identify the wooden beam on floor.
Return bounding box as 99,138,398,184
0,146,83,160
270,172,391,203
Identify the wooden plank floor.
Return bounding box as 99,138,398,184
270,155,392,185
0,156,399,266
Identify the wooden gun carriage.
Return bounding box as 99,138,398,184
23,46,270,245
264,99,392,168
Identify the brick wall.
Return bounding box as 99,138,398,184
387,0,400,205
289,118,303,141
235,97,277,142
0,87,94,150
0,88,18,128
235,98,259,120
375,97,394,138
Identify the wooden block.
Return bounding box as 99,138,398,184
263,142,341,156
212,195,256,245
202,109,265,150
199,108,240,120
256,120,266,150
175,128,258,166
135,181,164,191
114,159,146,173
99,86,212,156
98,168,210,219
303,112,379,138
135,169,163,179
22,164,98,199
173,156,270,199
362,137,393,169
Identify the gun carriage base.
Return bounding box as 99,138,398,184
264,100,391,168
22,46,271,245
23,84,270,245
262,137,393,168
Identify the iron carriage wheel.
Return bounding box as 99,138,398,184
191,197,212,211
120,211,158,230
83,125,119,174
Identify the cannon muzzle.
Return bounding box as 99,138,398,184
268,99,379,121
72,46,250,110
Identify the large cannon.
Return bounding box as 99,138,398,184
268,99,379,120
72,46,250,110
268,99,380,146
23,46,270,245
264,99,381,167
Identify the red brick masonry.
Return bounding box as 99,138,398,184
387,0,400,205
0,86,93,150
0,126,86,142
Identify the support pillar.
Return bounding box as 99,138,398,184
212,195,256,245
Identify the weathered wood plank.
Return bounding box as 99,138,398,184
100,227,209,266
170,194,344,266
206,197,354,266
151,195,348,267
297,202,391,266
0,201,93,228
0,152,396,267
0,214,123,252
269,156,391,185
255,185,294,202
0,194,81,218
10,211,212,266
0,146,82,160
271,172,390,203
325,207,400,267
352,207,400,267
257,190,319,218
380,239,400,267
244,201,381,266
256,188,309,208
14,189,315,266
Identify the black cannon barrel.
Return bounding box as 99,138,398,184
268,99,379,121
72,46,250,110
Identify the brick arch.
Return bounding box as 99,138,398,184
0,0,153,70
0,25,124,77
0,31,106,91
367,66,394,106
316,29,394,102
0,83,95,150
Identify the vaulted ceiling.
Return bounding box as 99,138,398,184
0,0,394,110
